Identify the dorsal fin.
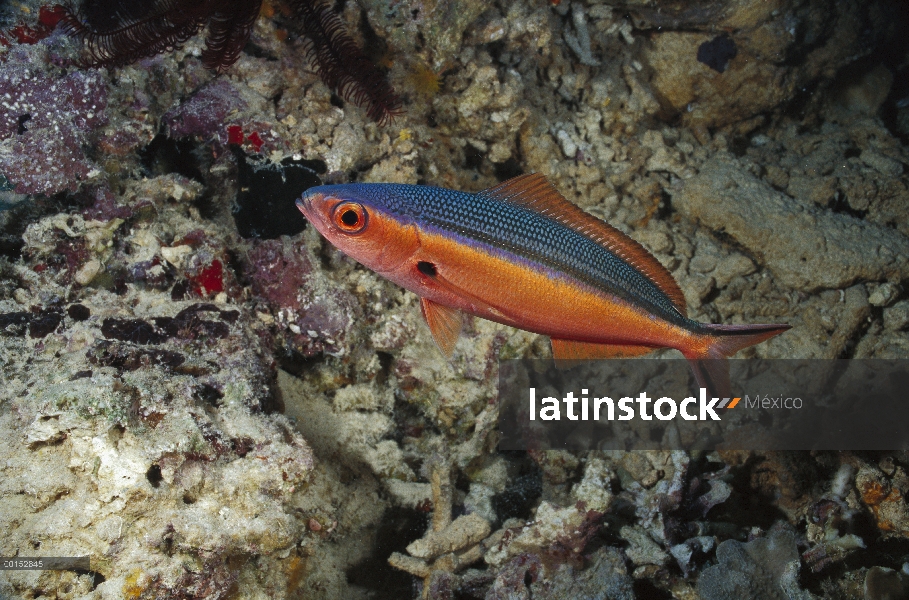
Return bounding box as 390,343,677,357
480,174,686,313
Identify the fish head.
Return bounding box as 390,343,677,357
296,184,419,274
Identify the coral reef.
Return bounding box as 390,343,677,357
1,0,909,597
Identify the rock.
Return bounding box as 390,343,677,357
673,155,909,291
464,483,497,523
860,149,904,178
363,0,488,69
163,78,248,140
483,501,597,568
883,301,909,331
530,547,634,600
406,513,491,560
637,0,890,128
0,56,106,195
837,64,894,116
572,457,614,513
698,525,815,600
864,566,909,600
620,525,670,567
868,283,900,307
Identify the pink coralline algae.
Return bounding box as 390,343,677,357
245,239,314,313
0,56,107,195
163,79,247,140
162,80,278,154
245,238,359,356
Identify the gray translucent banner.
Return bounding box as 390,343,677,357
497,359,909,451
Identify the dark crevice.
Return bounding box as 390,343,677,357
146,464,163,488
277,348,325,378
494,157,523,181
345,506,428,598
464,143,485,171
829,192,868,220
139,134,206,183
491,452,542,526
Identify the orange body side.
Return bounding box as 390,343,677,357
379,226,705,356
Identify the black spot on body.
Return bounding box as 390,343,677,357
417,261,436,276
697,34,737,73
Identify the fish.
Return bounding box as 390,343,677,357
296,173,789,396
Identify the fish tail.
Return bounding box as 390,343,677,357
684,323,790,398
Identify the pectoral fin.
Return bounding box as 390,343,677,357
551,338,655,362
420,298,463,357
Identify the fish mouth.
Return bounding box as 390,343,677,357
295,194,311,215
296,190,326,219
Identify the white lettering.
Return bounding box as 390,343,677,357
563,392,579,421
699,388,721,421
654,397,677,420
681,397,697,420
637,392,653,420
618,397,634,421
594,396,614,421
540,396,560,421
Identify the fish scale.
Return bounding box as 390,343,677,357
339,183,689,328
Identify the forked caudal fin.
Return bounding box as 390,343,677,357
685,323,791,399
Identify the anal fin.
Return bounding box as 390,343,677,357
420,298,463,357
551,338,655,363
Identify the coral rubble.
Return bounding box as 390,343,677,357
1,0,909,597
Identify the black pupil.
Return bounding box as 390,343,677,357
341,209,360,227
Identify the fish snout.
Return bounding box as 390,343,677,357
295,191,315,215
296,190,330,223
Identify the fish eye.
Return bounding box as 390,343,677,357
332,202,368,233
